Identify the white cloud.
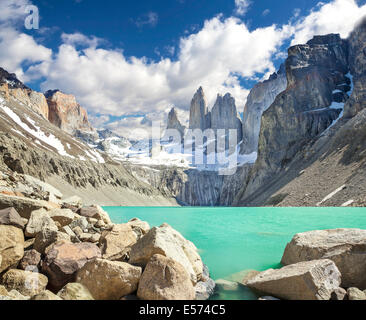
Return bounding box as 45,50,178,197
32,16,290,125
61,32,102,48
0,0,30,24
0,26,51,81
291,0,366,45
1,0,366,138
234,0,251,16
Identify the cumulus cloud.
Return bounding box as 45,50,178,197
0,0,30,24
1,0,366,137
31,16,290,125
61,32,103,48
0,26,51,81
291,0,366,45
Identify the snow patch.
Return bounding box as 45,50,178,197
341,200,354,207
317,185,346,206
0,104,74,158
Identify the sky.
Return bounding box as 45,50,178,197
0,0,366,139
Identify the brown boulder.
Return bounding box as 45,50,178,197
347,287,366,300
2,269,48,297
33,228,70,254
281,229,366,289
0,194,55,219
99,224,137,261
331,288,347,300
246,260,341,300
31,290,63,300
0,207,25,229
48,208,75,227
78,205,111,224
42,241,101,291
57,283,94,300
137,254,195,301
19,249,41,271
128,218,150,238
25,209,58,238
129,224,203,284
76,259,142,300
0,225,24,273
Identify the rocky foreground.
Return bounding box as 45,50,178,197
243,228,366,301
0,171,215,301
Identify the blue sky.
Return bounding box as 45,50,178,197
32,0,322,59
1,0,366,138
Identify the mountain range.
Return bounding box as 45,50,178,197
0,19,365,207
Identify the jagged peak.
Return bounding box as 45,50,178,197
193,86,205,100
44,89,61,98
0,67,28,90
307,33,342,46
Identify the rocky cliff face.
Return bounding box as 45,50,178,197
126,163,251,206
232,22,366,207
166,108,186,138
344,19,366,118
45,90,94,135
235,33,351,204
189,87,210,130
240,65,287,154
0,68,49,119
211,93,243,144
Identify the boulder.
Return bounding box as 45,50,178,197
129,224,203,284
241,270,261,286
31,290,63,300
24,238,35,250
60,226,79,242
331,288,347,300
19,249,41,271
62,196,82,208
78,205,111,224
137,254,196,301
33,228,71,254
42,240,101,291
2,269,48,296
6,290,30,300
57,283,94,300
347,287,366,300
128,218,150,238
0,225,24,272
25,209,58,238
0,285,8,296
195,278,216,300
281,229,366,289
78,232,99,243
76,259,142,300
246,260,341,300
99,224,137,261
69,217,89,232
0,194,56,219
215,279,239,291
48,208,75,227
0,207,25,229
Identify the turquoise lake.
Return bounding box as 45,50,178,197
104,206,366,300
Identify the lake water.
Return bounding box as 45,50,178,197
104,206,366,300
